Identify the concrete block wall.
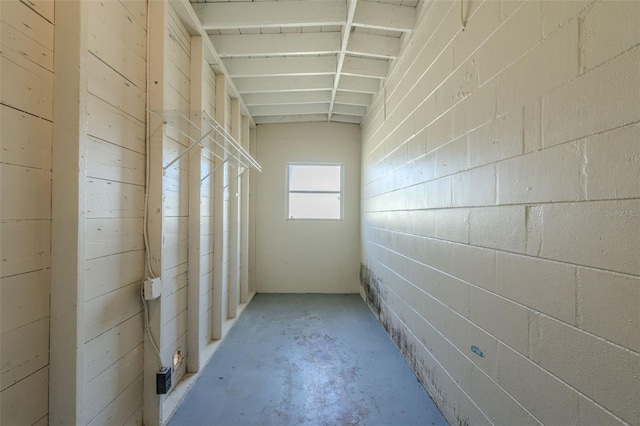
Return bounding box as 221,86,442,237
0,1,54,424
360,1,640,425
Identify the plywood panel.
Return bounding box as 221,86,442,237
83,282,142,342
84,313,143,383
168,4,191,61
83,344,143,423
88,0,146,76
162,286,188,326
0,164,51,220
120,0,147,30
0,105,52,169
86,179,144,219
0,220,50,278
84,218,144,260
87,95,145,154
1,19,53,71
0,1,53,49
86,137,145,185
19,0,54,24
0,53,53,120
87,375,143,426
0,366,48,425
0,318,49,391
84,251,145,302
161,310,188,356
0,270,49,333
87,53,145,123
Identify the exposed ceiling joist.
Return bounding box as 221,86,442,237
242,91,331,106
211,33,341,58
335,91,372,106
332,114,363,124
346,32,402,59
342,57,388,79
191,0,419,125
193,1,346,30
328,0,358,120
352,1,415,32
224,56,337,78
333,103,367,116
254,114,329,124
249,103,329,117
338,75,381,94
235,75,334,94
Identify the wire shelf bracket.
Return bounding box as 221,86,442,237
148,109,261,174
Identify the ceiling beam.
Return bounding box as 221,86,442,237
242,91,331,106
211,33,341,58
254,114,329,124
333,103,367,117
346,32,402,58
223,56,337,78
328,0,358,121
335,91,372,106
342,56,388,79
235,75,334,93
249,103,329,117
338,75,380,94
352,1,415,32
193,1,346,30
332,114,362,124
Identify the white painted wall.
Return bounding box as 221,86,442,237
255,122,361,293
360,1,640,425
2,0,257,423
81,1,147,423
0,1,53,424
161,3,191,395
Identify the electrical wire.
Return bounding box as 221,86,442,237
141,285,163,366
142,0,162,367
460,0,467,31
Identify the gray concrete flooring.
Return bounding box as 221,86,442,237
169,294,448,426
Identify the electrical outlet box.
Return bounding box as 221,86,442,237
144,277,162,300
156,366,171,394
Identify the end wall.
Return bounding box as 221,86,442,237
360,1,639,425
255,122,361,293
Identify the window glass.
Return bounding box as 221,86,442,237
287,164,343,220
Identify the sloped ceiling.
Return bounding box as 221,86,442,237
190,0,420,124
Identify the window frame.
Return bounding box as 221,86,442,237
285,162,344,222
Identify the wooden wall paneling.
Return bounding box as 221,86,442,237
87,95,146,155
49,1,89,423
1,220,49,278
188,35,205,372
212,73,228,339
84,251,145,302
240,116,251,303
86,53,145,123
0,105,52,169
228,99,241,319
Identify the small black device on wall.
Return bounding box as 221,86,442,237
157,366,171,394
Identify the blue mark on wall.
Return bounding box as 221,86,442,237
471,345,485,358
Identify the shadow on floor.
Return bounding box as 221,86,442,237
169,293,448,426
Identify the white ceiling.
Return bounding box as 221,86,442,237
190,0,420,125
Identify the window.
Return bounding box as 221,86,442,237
287,163,343,220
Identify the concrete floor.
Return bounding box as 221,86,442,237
169,294,448,426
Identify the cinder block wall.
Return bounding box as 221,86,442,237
360,1,639,424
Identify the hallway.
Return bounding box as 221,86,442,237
169,294,447,426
